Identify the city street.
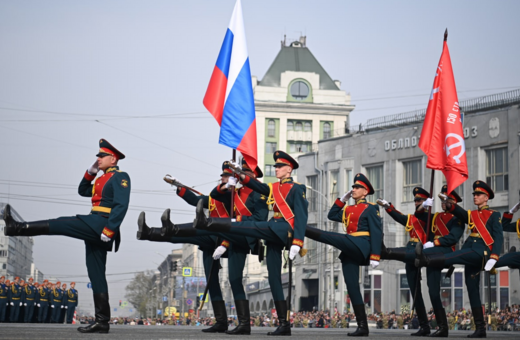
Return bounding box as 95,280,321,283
0,324,518,340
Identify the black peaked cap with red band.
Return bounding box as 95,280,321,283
221,161,233,176
352,173,375,195
413,187,430,200
273,150,299,169
472,180,494,200
241,158,263,178
440,185,462,203
96,139,125,160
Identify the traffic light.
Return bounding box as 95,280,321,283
170,261,178,272
196,297,201,309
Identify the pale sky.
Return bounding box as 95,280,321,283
0,0,519,316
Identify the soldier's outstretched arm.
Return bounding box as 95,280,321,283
327,199,345,223
384,204,409,226
176,186,209,207
434,217,464,247
240,175,270,196
446,204,469,224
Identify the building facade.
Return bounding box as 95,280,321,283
0,203,35,280
296,89,520,314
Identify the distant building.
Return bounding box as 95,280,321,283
0,203,34,280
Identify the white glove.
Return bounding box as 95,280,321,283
510,202,520,215
101,233,111,242
24,303,27,306
10,302,14,306
65,306,68,309
484,259,497,271
87,160,99,176
20,302,23,306
340,190,352,203
51,305,54,308
37,303,40,307
370,260,380,269
377,199,390,208
421,198,434,209
423,241,434,249
212,246,227,260
289,245,301,260
225,177,237,189
61,305,64,309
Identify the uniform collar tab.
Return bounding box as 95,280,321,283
105,166,119,173
281,177,293,184
478,205,489,211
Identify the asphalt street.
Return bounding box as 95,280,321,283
0,324,518,340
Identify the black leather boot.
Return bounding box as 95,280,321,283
3,204,49,236
348,304,369,336
202,300,228,333
381,247,408,261
137,212,171,241
192,200,232,232
415,243,445,268
467,306,486,338
429,308,448,337
411,305,430,336
226,299,251,335
267,300,290,336
160,209,178,237
77,293,110,333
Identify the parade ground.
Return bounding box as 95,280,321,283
0,324,518,340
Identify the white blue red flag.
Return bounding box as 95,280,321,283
203,0,257,170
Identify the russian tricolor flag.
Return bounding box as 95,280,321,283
203,0,257,170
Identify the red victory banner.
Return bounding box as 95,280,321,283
419,30,468,194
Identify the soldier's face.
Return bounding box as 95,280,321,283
441,198,456,211
275,165,292,179
71,283,75,288
351,186,368,200
62,284,67,289
221,175,230,184
473,193,488,206
98,154,117,171
414,198,425,208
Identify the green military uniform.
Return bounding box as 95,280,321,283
306,173,381,337
50,285,63,323
66,286,78,323
194,151,308,336
23,283,37,323
382,187,432,336
416,180,503,338
9,280,22,322
38,284,50,323
2,139,130,333
495,212,520,269
0,278,7,322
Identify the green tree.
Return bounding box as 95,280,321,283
125,270,154,318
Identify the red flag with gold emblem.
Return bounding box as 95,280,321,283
419,30,468,194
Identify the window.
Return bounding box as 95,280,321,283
0,250,7,257
403,160,422,202
486,147,508,192
304,122,312,132
265,165,276,177
267,119,276,137
287,121,294,131
288,142,311,153
306,176,318,211
290,81,309,100
330,171,339,205
366,165,384,203
265,142,277,154
323,122,331,139
400,274,411,313
295,122,303,131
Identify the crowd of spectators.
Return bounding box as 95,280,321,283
98,305,520,332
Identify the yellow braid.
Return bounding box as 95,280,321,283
467,209,475,234
516,219,520,239
342,207,351,233
266,183,275,210
431,213,439,233
208,196,216,213
405,215,413,232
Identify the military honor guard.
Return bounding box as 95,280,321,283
2,139,131,333
66,282,79,324
38,280,50,323
137,161,234,333
0,276,7,322
193,150,308,336
495,202,520,270
305,173,382,337
9,276,22,322
50,281,63,323
378,187,433,336
415,180,503,338
23,277,37,323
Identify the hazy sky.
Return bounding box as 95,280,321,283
1,0,519,316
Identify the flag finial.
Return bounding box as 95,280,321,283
444,29,448,42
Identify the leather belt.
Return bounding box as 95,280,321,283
409,238,420,243
434,236,441,239
91,206,111,214
469,233,481,238
348,231,370,237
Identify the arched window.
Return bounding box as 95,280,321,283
323,122,331,139
267,119,275,137
290,81,309,100
295,122,303,131
304,122,311,132
287,121,294,131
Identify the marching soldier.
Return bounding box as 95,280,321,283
494,202,520,270
305,173,382,337
137,161,233,334
66,282,78,324
193,150,308,336
38,280,50,323
32,282,40,323
418,185,465,337
0,276,7,322
23,277,37,323
51,281,63,323
9,276,22,322
378,187,432,336
5,280,11,321
2,139,131,333
416,180,503,338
